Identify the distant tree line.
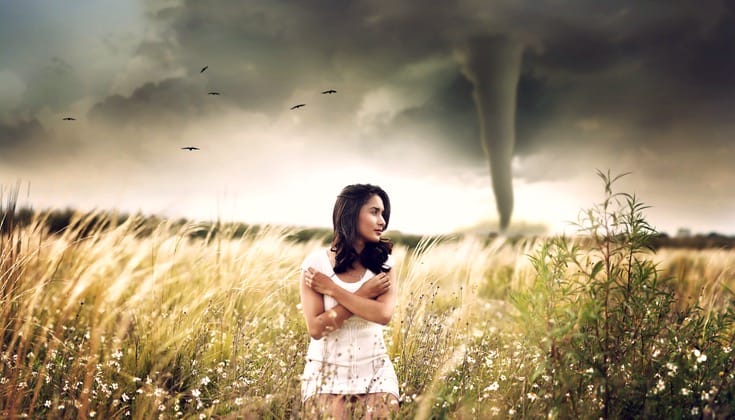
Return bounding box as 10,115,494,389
1,206,732,250
0,206,430,249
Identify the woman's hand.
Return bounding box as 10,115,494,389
304,268,336,296
357,272,391,299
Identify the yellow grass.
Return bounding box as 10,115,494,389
0,211,732,418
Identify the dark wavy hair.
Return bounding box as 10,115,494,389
331,184,393,274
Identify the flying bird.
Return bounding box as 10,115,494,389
321,89,337,94
181,146,200,151
207,91,221,95
62,117,76,121
290,104,306,110
200,66,208,73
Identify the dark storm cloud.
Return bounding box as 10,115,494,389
133,0,734,230
78,0,729,156
89,77,220,127
0,119,45,158
0,118,80,168
3,0,734,233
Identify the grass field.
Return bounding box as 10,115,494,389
1,180,733,418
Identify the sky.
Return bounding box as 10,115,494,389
1,0,734,236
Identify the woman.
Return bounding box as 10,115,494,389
300,184,400,419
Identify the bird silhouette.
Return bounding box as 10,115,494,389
321,89,337,94
207,91,221,95
200,66,208,73
181,146,200,151
62,117,76,121
290,103,306,110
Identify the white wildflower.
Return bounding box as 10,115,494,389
691,348,706,363
654,379,665,394
666,362,678,376
484,382,499,392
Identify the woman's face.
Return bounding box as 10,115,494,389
356,194,386,243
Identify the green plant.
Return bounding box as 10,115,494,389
512,170,735,418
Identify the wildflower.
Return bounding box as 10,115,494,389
691,407,700,416
89,411,96,418
697,352,707,363
192,388,201,398
158,404,165,412
235,397,243,406
484,382,499,392
681,388,691,396
200,376,211,386
724,346,732,354
121,393,129,402
508,408,516,415
527,392,538,402
654,379,665,394
44,400,51,408
666,362,678,376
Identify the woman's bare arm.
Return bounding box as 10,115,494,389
330,269,397,325
300,270,329,339
307,268,397,325
301,271,391,339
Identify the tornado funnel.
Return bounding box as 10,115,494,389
457,35,523,231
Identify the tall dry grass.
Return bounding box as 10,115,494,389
0,206,733,418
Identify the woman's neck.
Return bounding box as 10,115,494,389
353,239,365,254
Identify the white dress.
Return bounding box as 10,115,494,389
300,248,400,401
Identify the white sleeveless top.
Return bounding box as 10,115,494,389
300,248,394,366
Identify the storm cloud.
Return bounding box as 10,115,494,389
1,0,733,234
